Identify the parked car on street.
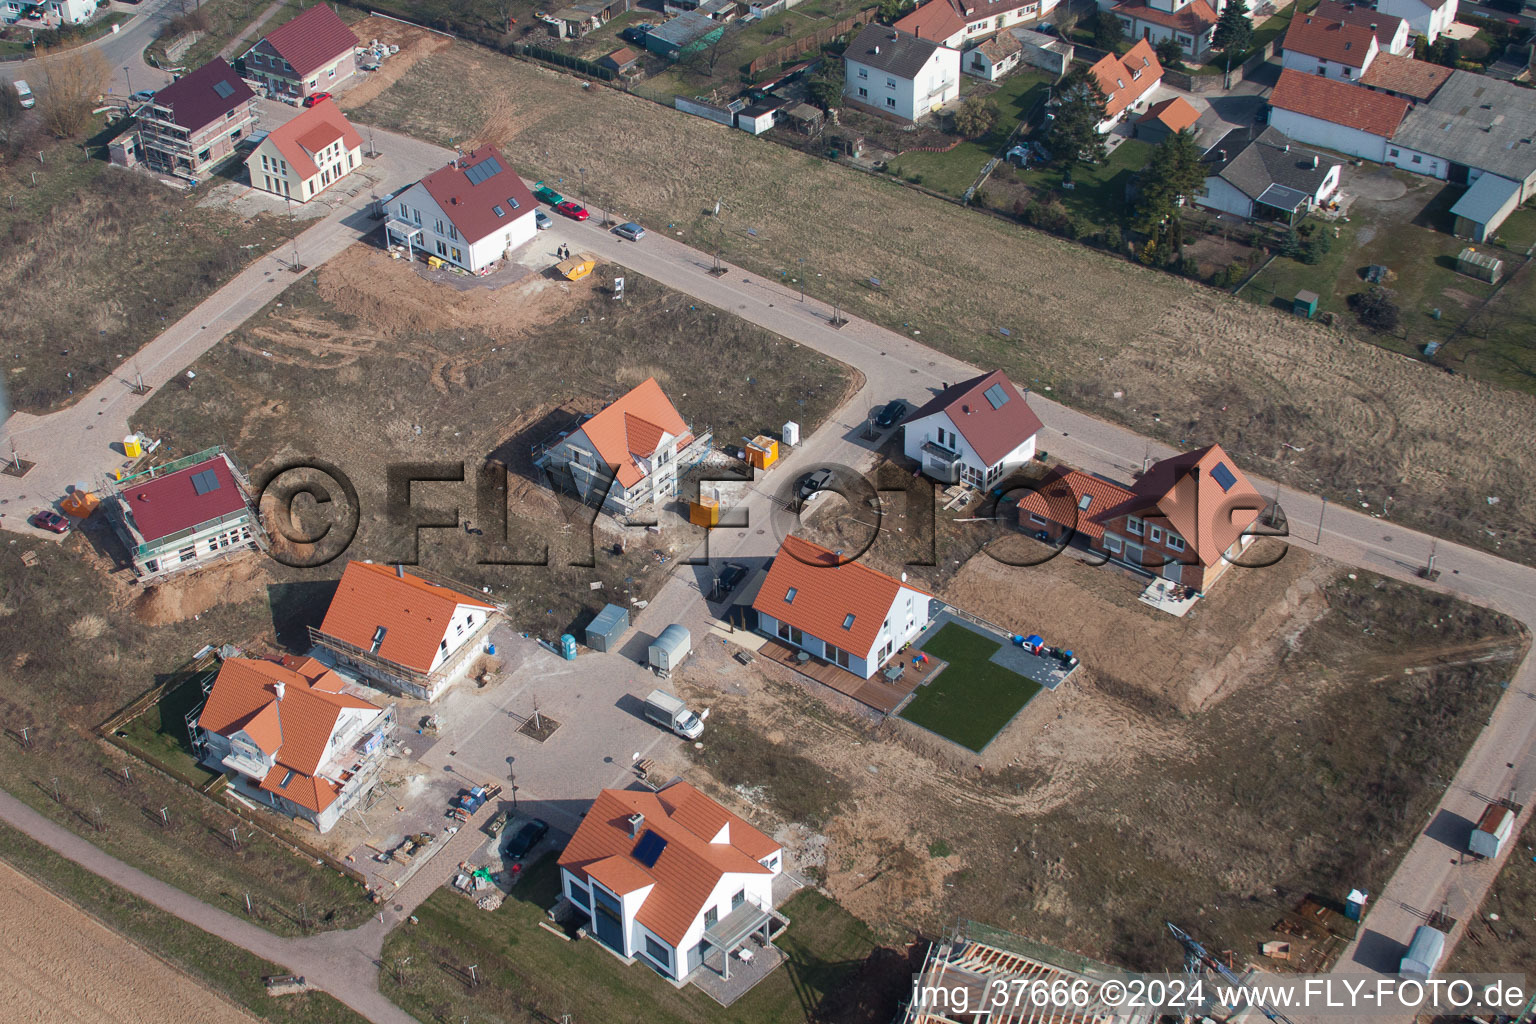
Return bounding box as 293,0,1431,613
504,818,549,860
130,89,157,103
556,200,589,221
532,181,563,204
797,467,834,505
714,562,748,598
535,210,552,230
302,92,333,107
874,399,907,429
29,510,69,534
614,222,645,241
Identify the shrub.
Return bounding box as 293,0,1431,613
1179,255,1200,277
1102,223,1123,252
1350,287,1400,332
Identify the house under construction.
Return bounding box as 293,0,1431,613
900,920,1153,1024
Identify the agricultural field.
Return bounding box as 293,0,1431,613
0,120,287,415
350,44,1536,566
619,549,1531,969
379,853,910,1024
130,243,858,638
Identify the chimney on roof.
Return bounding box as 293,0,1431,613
1370,22,1377,29
1218,148,1227,160
274,681,285,701
626,812,645,838
396,564,405,578
874,44,880,53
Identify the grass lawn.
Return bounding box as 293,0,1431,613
1008,138,1154,227
0,824,372,1024
888,73,1052,199
899,622,1041,752
381,853,902,1024
114,668,222,788
0,11,129,58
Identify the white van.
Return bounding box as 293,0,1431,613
14,80,35,109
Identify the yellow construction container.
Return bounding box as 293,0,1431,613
122,435,143,458
689,496,720,527
557,254,597,281
745,435,778,471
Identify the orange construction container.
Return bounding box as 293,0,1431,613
689,497,720,527
745,435,778,471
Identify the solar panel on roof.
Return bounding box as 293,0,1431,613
632,829,667,868
983,383,1010,409
190,469,221,495
1211,462,1238,493
213,80,235,99
463,155,503,185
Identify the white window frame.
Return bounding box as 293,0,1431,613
1126,516,1144,536
1148,525,1163,545
1167,533,1186,552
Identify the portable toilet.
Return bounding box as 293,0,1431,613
585,603,630,653
122,435,144,458
559,633,578,660
1344,888,1368,921
782,421,800,447
648,624,691,677
1399,925,1446,978
1470,803,1515,859
745,435,779,470
689,495,720,527
1293,290,1319,319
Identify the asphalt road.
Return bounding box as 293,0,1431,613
0,47,1532,1024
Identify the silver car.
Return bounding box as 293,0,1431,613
535,210,552,230
614,222,645,241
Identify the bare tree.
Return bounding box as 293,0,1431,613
36,47,109,139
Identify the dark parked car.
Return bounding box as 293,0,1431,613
874,399,907,429
797,467,834,505
714,562,748,598
504,818,549,860
29,510,69,534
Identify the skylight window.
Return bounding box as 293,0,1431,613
1077,494,1093,511
213,80,235,100
371,625,387,653
493,205,505,217
190,469,221,495
983,382,1010,409
506,197,520,209
1210,463,1238,493
842,613,856,629
784,587,797,604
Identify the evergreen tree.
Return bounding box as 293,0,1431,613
1048,67,1109,165
1134,129,1205,261
1213,0,1253,54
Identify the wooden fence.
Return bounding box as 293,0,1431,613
747,7,876,76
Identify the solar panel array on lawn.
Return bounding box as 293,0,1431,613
464,155,503,185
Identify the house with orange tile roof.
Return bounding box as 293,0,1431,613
751,535,934,679
194,655,393,833
539,377,712,516
1134,95,1201,142
1108,0,1218,58
558,781,785,982
244,99,363,203
1281,13,1380,82
895,0,1061,51
310,562,498,702
1085,39,1164,132
901,370,1044,487
1017,444,1266,595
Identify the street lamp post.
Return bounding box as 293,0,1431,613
123,65,132,99
797,258,805,301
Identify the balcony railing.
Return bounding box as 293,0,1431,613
920,441,959,463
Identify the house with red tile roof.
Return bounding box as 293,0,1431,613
106,447,264,582
245,98,363,203
895,0,1062,51
901,370,1045,487
752,535,934,679
540,377,712,516
1135,95,1201,141
1109,0,1218,58
1281,13,1380,82
1358,52,1451,103
1312,1,1410,54
311,562,498,701
558,781,785,982
194,655,392,833
133,58,258,180
243,5,361,101
387,145,539,273
1086,39,1164,131
1267,67,1409,162
1017,444,1266,595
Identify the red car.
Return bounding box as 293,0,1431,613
556,201,589,221
29,510,69,534
303,92,334,108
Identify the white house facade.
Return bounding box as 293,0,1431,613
386,146,538,274
245,99,363,203
1375,0,1457,43
895,0,1060,51
900,369,1045,487
843,23,960,122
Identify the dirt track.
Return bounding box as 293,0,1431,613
0,860,261,1024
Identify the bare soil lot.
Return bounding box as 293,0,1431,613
130,243,857,637
0,124,287,414
0,858,261,1024
658,559,1527,968
353,46,1536,565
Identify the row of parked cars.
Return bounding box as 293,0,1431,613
529,181,646,242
